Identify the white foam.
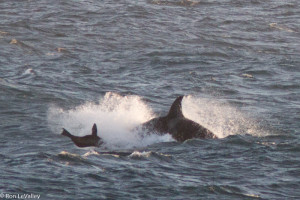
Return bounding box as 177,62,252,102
24,68,34,75
182,95,265,138
129,151,152,158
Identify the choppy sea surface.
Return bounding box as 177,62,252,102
0,0,299,199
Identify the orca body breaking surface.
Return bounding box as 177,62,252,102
61,124,103,147
61,95,217,148
141,96,217,142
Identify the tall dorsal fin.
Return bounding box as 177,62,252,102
92,123,97,136
166,96,184,119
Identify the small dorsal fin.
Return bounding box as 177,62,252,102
166,96,184,119
92,123,97,136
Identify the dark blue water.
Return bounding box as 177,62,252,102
0,0,299,199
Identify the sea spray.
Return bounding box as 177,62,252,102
48,92,173,149
182,95,266,138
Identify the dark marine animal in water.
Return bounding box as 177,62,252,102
61,123,103,147
61,96,217,148
140,96,217,142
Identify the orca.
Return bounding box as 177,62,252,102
61,123,103,147
140,96,217,141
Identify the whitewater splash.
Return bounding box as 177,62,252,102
48,92,264,149
182,96,265,138
48,92,173,149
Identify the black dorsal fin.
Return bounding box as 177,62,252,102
166,96,184,119
92,123,97,136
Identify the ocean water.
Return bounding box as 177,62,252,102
0,0,299,199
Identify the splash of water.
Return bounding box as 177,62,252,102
48,92,264,149
182,95,265,138
47,92,174,149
